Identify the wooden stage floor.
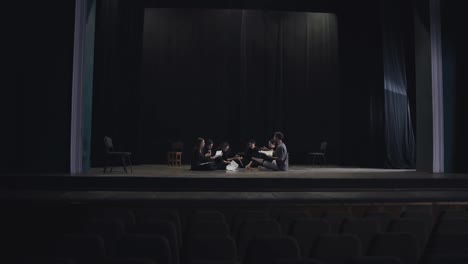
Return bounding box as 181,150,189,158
3,165,468,204
86,165,425,179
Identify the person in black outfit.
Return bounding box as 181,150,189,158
203,139,214,158
244,139,261,169
215,142,233,170
191,138,217,171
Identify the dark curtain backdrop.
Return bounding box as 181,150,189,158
139,9,340,164
381,1,416,169
1,1,75,173
92,0,387,168
91,0,144,166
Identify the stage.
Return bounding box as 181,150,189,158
2,165,468,204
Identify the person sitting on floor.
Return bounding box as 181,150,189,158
252,131,289,171
215,142,243,169
203,139,214,158
191,138,217,171
244,139,261,169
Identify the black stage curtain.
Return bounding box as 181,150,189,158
139,9,340,164
2,1,75,173
91,0,144,165
381,1,415,169
92,0,387,168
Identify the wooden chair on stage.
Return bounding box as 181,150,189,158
103,136,133,173
167,142,183,167
308,141,327,165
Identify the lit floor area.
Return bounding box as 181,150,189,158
86,164,422,179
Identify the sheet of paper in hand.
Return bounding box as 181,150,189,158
212,150,223,159
259,150,274,157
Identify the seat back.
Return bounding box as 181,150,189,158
365,211,395,231
368,232,420,264
320,141,328,153
388,219,429,250
115,234,172,264
277,211,309,235
341,218,380,255
311,234,361,264
130,220,180,264
237,219,282,260
54,234,106,262
427,233,468,257
244,236,300,264
104,136,114,152
290,218,331,258
187,221,230,238
323,211,351,233
190,210,226,223
186,235,237,263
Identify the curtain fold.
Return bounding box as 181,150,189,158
382,2,416,168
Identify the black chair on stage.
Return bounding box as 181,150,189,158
104,136,133,173
308,141,327,165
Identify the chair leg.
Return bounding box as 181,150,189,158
103,155,109,173
121,156,128,174
323,156,327,166
312,155,316,165
127,155,133,173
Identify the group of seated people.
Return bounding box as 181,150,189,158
191,131,289,171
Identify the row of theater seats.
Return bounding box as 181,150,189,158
7,205,468,264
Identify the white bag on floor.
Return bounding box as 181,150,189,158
226,160,239,171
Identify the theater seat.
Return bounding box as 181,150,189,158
243,236,300,264
290,218,331,258
367,233,420,264
186,235,237,264
348,256,403,264
310,234,362,264
114,234,172,264
341,218,380,255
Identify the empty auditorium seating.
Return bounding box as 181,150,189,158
388,219,429,249
243,236,300,264
186,235,237,263
290,218,331,257
310,234,362,264
367,233,420,264
129,220,180,264
341,218,380,254
425,233,468,258
54,234,106,263
277,210,310,234
190,210,227,223
322,211,351,233
365,211,395,231
78,219,125,254
348,256,403,264
114,234,173,264
435,219,468,233
10,203,468,264
230,210,270,237
132,209,182,245
236,219,282,260
400,210,434,234
187,220,230,238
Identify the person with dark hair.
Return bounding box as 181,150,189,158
245,139,261,169
191,138,217,171
203,139,214,158
260,139,276,151
252,131,289,171
215,142,233,170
